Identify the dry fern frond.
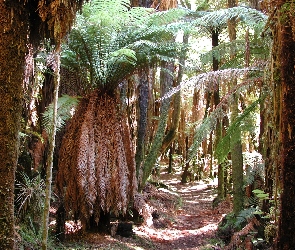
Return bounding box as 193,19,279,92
36,0,85,44
56,90,137,225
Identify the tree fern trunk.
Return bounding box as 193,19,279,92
56,91,137,229
42,51,60,250
211,28,225,198
181,136,190,183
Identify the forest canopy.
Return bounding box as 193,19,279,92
0,0,294,249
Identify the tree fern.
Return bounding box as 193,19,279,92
15,172,45,220
200,39,269,68
244,153,265,187
174,68,264,164
159,66,264,102
62,0,189,92
193,6,267,31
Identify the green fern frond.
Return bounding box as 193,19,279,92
193,6,267,30
235,207,257,228
62,0,190,92
244,153,265,186
147,8,187,26
160,67,263,102
245,196,259,207
215,98,262,164
109,48,137,66
181,69,263,164
200,40,248,66
42,95,80,133
83,0,131,27
15,172,45,218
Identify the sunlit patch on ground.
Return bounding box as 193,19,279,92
54,167,232,249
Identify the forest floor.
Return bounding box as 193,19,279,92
59,168,232,250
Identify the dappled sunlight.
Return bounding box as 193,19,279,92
54,168,231,249
132,219,222,249
121,170,232,249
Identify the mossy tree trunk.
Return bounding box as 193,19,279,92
135,70,149,179
211,28,225,198
42,51,60,250
275,1,295,248
228,0,244,215
0,2,28,249
139,61,173,189
160,34,188,155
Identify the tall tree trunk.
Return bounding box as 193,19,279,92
228,0,244,215
168,142,174,173
0,3,28,249
249,0,259,9
42,51,60,250
135,70,149,179
160,34,188,154
275,1,295,248
181,136,191,183
262,39,280,216
211,28,225,198
139,61,173,190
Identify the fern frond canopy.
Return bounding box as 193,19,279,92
62,0,189,93
175,68,264,164
193,6,267,32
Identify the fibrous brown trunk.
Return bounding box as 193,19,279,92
0,2,28,249
275,1,295,248
57,90,137,229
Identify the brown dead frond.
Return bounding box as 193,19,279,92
37,0,85,44
56,90,137,226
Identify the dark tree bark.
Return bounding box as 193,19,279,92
140,61,173,189
275,1,295,248
131,0,154,7
160,34,188,154
0,1,84,248
211,28,225,198
181,136,190,183
249,0,259,9
228,0,244,216
0,2,28,249
135,70,149,179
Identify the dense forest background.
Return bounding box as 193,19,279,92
0,0,295,249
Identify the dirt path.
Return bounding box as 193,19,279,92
63,171,232,249
130,172,232,250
